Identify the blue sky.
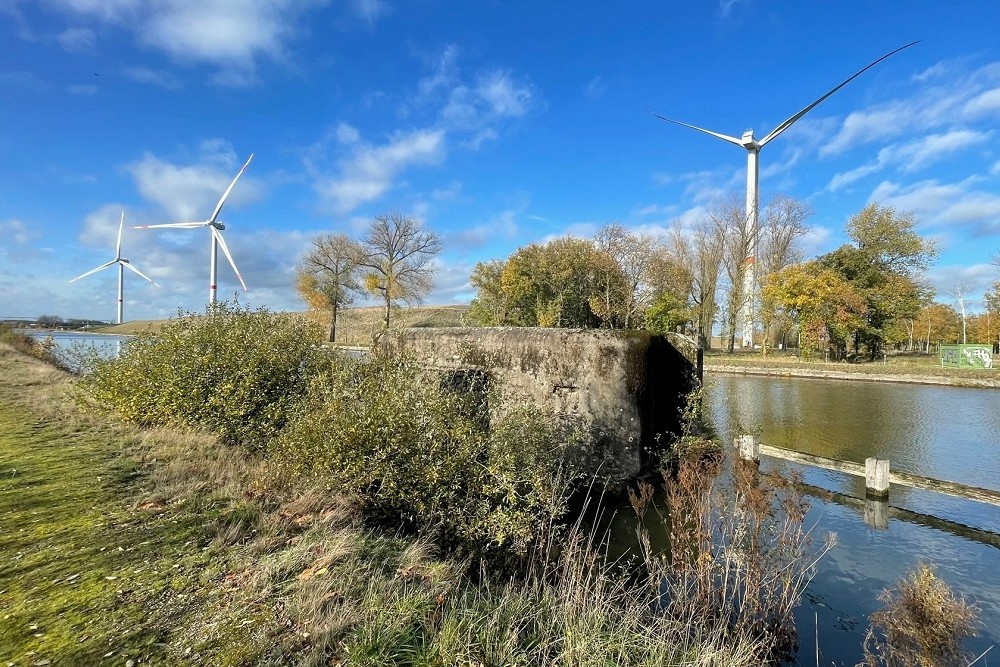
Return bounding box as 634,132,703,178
2,0,999,322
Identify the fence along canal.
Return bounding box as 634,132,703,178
734,434,1000,538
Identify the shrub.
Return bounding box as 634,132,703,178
78,302,324,450
635,454,832,664
270,353,581,557
862,563,980,667
0,324,63,368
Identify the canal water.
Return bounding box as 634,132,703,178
704,375,1000,665
25,331,129,370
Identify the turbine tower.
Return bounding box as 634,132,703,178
651,42,918,348
69,210,158,324
135,154,253,304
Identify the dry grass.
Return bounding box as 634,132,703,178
92,304,472,343
862,563,982,667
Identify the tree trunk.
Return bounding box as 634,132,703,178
329,303,337,343
384,292,391,330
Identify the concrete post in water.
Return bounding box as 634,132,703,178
735,434,760,462
864,497,889,530
865,457,890,498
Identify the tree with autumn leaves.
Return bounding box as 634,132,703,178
296,213,441,341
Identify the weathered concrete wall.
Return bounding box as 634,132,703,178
396,327,696,484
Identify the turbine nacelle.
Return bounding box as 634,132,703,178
740,130,760,150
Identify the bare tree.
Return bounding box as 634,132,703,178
757,195,811,348
359,212,442,330
712,195,754,353
669,217,725,349
949,283,969,344
593,222,658,329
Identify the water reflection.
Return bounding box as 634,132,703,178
704,374,1000,665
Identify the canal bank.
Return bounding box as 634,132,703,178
706,362,1000,388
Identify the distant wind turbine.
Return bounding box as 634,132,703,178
69,210,158,325
650,42,918,348
134,154,253,304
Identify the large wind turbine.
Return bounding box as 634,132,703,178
651,42,918,348
69,210,158,324
135,154,253,304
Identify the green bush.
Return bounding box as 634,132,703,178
271,353,580,556
0,324,63,367
78,302,324,450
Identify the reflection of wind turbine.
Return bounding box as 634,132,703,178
69,210,158,325
134,154,253,305
650,42,918,348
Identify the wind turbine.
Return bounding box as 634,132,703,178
135,153,253,304
69,210,158,325
651,42,918,348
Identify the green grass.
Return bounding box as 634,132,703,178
0,349,270,665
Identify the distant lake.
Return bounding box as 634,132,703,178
24,331,129,370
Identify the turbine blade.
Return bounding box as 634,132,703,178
122,261,159,286
68,260,116,283
759,41,919,147
115,210,125,259
208,153,253,224
646,110,744,146
212,227,248,292
132,221,208,229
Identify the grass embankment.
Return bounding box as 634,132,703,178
704,350,1000,388
0,325,770,666
0,345,276,663
93,304,472,343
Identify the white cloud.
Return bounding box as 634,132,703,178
126,141,262,221
452,209,519,248
317,128,446,214
822,61,1000,156
828,129,991,191
37,0,331,84
56,26,95,52
423,47,536,134
927,263,998,310
476,70,532,117
351,0,387,23
912,61,949,83
869,177,1000,236
335,122,360,145
964,87,1000,117
0,219,33,245
121,65,180,89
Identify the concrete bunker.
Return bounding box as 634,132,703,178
395,327,697,485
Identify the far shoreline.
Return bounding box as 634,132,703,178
706,363,1000,389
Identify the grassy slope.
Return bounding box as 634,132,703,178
94,304,472,343
0,347,269,665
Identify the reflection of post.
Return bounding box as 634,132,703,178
865,457,890,499
864,496,889,529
